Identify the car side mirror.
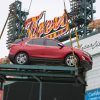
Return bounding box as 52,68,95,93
58,43,64,49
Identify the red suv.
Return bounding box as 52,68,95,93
8,38,92,70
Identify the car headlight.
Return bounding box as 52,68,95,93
83,51,92,60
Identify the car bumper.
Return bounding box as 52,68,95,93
8,54,15,63
80,60,92,71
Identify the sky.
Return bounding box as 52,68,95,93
0,0,100,58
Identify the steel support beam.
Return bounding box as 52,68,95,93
0,64,87,85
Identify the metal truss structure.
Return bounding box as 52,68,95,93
7,0,28,46
57,0,96,42
0,64,86,89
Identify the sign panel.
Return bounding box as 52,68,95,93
25,11,69,39
73,33,100,55
85,88,100,100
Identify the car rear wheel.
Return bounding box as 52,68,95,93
65,53,79,67
15,52,28,65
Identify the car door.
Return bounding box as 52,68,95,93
43,39,65,59
26,38,45,58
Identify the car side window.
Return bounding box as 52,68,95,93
46,39,58,46
27,38,44,45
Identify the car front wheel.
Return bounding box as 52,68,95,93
65,54,79,67
15,52,28,65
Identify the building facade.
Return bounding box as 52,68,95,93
72,32,100,100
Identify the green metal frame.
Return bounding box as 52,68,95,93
7,1,28,46
0,64,83,83
0,64,78,77
0,64,87,84
0,64,77,71
0,64,86,94
58,0,96,42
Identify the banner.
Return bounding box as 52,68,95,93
72,33,100,55
86,88,100,100
24,10,69,39
44,27,66,39
24,11,45,38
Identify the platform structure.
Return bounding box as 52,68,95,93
0,64,86,100
0,64,86,86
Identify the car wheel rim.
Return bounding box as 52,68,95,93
16,53,27,64
66,55,77,67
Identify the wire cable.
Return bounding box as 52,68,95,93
28,0,32,13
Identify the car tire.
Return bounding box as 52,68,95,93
64,53,79,67
15,52,28,65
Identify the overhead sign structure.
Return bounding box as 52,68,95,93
85,88,100,100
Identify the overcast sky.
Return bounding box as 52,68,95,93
0,0,100,58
